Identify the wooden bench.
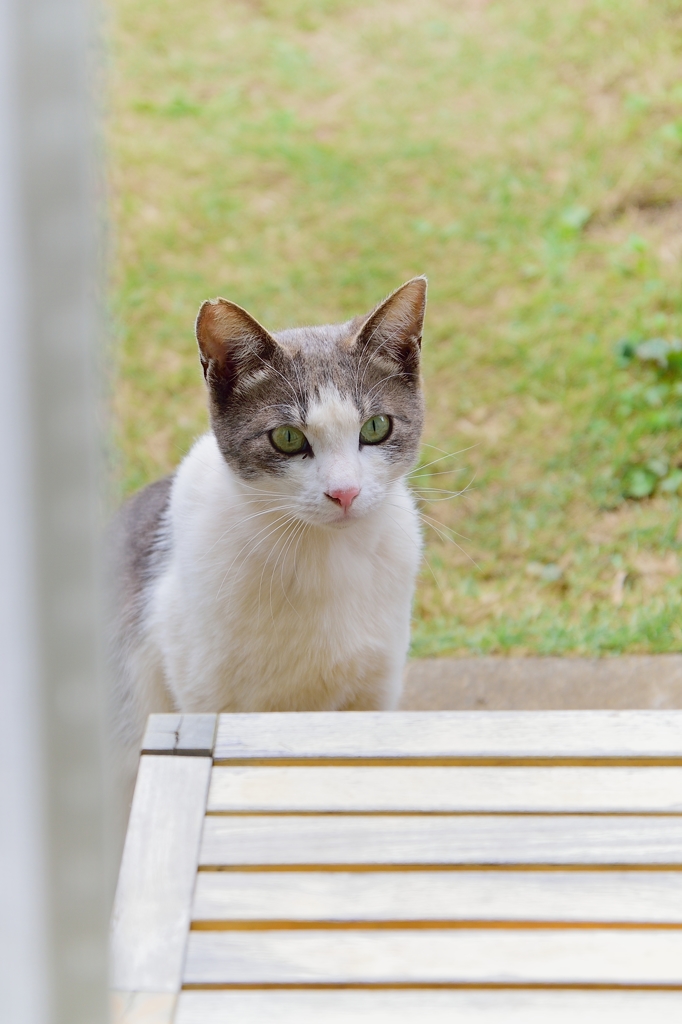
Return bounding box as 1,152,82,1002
110,711,682,1022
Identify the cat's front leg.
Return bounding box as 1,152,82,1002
339,670,404,711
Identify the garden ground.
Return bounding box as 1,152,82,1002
109,0,682,655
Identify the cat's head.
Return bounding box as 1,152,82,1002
195,277,426,527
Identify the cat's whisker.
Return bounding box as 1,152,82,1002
280,517,307,594
416,495,471,503
411,481,469,494
204,504,301,559
413,486,470,494
416,510,467,554
410,443,478,474
240,486,305,499
363,370,405,401
412,489,472,502
353,317,385,397
417,512,474,550
252,516,295,616
409,466,472,479
213,499,299,517
278,520,307,601
230,529,292,596
380,507,445,597
290,355,308,404
354,313,413,399
241,493,297,502
251,349,302,410
383,498,479,570
251,403,296,415
269,515,300,611
271,517,307,623
202,504,301,555
290,519,309,590
215,511,299,599
421,441,463,455
216,519,291,600
413,511,474,545
356,329,400,396
236,503,301,519
412,471,477,501
416,511,480,570
256,515,299,625
267,526,289,625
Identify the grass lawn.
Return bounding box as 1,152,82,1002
109,0,682,656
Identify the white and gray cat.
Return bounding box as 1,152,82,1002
109,276,427,760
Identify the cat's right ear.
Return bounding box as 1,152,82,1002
195,298,279,403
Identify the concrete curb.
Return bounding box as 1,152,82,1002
401,656,682,710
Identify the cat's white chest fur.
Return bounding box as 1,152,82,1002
146,434,422,713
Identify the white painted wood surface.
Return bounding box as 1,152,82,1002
142,714,216,756
174,990,682,1024
192,869,682,923
208,765,682,812
214,711,682,762
184,927,682,985
199,813,682,866
112,711,682,1009
110,756,212,992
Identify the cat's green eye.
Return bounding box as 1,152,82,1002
360,414,391,445
270,424,308,455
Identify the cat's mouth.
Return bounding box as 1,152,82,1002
322,503,368,529
326,512,358,528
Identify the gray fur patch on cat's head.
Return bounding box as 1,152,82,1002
195,277,427,479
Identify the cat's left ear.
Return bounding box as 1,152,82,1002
353,276,427,378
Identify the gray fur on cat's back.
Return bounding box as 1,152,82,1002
110,475,174,615
106,475,175,821
106,476,174,733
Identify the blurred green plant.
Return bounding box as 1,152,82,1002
614,337,682,499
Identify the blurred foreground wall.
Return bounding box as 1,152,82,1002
0,0,109,1021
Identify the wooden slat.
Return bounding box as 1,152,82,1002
110,755,212,992
174,989,682,1024
183,927,682,985
213,711,682,763
192,869,682,925
141,713,216,756
199,814,682,867
208,765,682,813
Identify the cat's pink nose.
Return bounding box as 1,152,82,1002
326,487,360,511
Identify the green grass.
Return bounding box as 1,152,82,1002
109,0,682,656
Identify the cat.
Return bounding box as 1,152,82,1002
108,276,427,767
